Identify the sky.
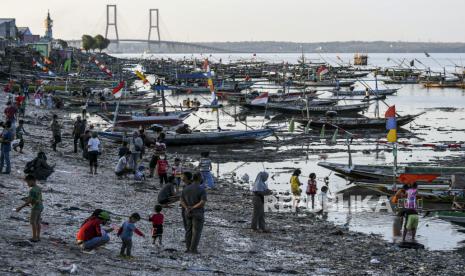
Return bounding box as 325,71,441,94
1,0,464,42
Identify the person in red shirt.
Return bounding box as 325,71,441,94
156,155,169,186
4,101,17,124
149,205,164,246
15,93,26,117
76,210,113,252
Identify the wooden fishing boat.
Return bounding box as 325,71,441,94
296,80,355,87
170,81,253,93
330,88,399,96
245,102,370,115
383,77,418,84
99,111,191,127
434,210,465,224
295,113,422,130
67,97,159,107
98,128,274,146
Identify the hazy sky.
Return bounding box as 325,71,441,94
1,0,464,42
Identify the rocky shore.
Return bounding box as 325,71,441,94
0,102,464,275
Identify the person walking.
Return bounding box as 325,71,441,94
306,173,318,209
72,116,85,153
50,114,61,152
180,172,207,254
87,132,101,175
0,121,14,174
251,171,271,232
290,169,303,211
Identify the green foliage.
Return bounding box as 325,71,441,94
93,35,111,52
81,35,94,52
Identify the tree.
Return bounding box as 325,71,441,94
56,39,68,49
93,35,111,52
81,35,94,53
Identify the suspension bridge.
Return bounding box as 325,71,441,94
66,5,231,53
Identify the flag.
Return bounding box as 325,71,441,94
44,57,53,65
385,105,397,142
112,81,125,98
304,121,311,134
90,57,113,77
135,70,149,84
398,174,439,185
63,59,72,72
251,92,269,105
288,118,295,133
331,128,338,144
424,52,430,58
316,65,329,76
320,124,325,139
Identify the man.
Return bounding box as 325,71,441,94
16,174,43,242
180,172,207,254
15,93,26,118
72,116,85,153
130,131,143,171
0,121,14,174
50,114,61,152
20,79,29,99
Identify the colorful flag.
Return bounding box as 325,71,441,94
112,81,125,98
251,92,269,105
135,70,149,84
63,59,72,72
288,118,295,133
385,105,397,142
90,57,113,77
316,65,329,76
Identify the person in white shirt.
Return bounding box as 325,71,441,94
87,132,101,175
115,151,132,179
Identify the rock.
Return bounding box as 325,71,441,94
12,240,33,247
331,230,344,236
370,258,381,264
57,264,78,274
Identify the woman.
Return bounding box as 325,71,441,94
251,171,271,232
290,169,302,211
87,132,101,175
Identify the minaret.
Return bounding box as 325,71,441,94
44,10,53,40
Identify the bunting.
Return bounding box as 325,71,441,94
385,105,397,142
112,81,125,98
90,57,113,77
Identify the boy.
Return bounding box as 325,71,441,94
401,208,419,242
156,155,169,186
13,119,27,153
199,151,215,189
117,213,145,258
149,205,164,246
16,174,43,242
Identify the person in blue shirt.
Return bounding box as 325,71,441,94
0,121,14,174
117,213,145,258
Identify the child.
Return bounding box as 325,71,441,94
290,169,302,211
16,174,43,242
306,173,318,209
199,151,215,189
405,183,418,209
156,155,169,186
320,185,329,211
13,119,28,153
401,208,419,242
172,158,182,192
134,165,146,181
115,151,132,179
149,205,164,246
117,213,145,258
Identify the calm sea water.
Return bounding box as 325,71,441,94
113,53,465,250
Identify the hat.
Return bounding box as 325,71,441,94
98,211,110,221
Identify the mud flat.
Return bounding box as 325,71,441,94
0,103,464,275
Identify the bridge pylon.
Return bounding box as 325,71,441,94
105,5,119,44
147,9,161,51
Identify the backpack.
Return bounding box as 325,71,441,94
24,159,36,174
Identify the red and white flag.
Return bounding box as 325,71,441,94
91,57,113,77
112,81,125,98
317,65,329,76
251,92,269,105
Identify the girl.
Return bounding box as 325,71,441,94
306,173,318,209
290,169,302,211
405,183,418,209
87,132,101,175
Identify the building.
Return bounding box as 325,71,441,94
18,27,40,44
44,10,53,41
0,18,17,39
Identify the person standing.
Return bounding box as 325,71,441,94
290,169,303,211
50,114,61,152
180,172,193,231
0,121,13,174
131,131,143,171
180,172,207,254
87,132,101,175
13,119,27,153
21,79,29,99
251,171,271,232
306,173,318,209
15,174,43,242
4,101,17,129
199,151,215,189
72,116,85,153
117,213,145,258
156,155,169,186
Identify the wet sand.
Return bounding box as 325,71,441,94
1,100,465,275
